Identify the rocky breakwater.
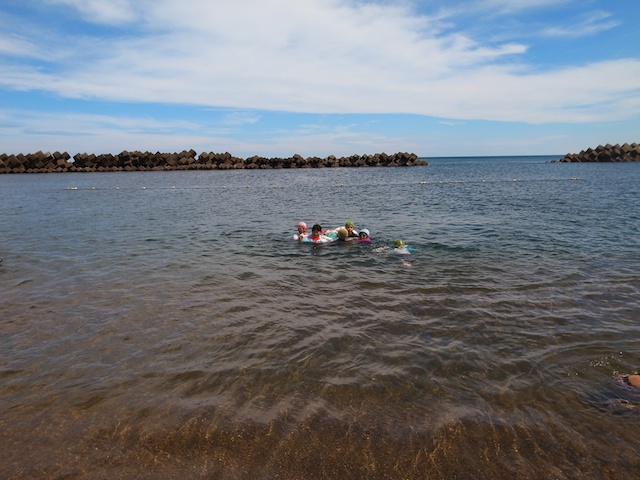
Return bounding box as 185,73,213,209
0,150,426,173
558,143,640,162
0,151,74,173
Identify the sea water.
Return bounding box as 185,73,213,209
1,156,640,479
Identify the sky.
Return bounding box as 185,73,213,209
0,0,639,158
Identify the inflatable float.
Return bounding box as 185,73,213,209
293,224,372,245
297,230,338,244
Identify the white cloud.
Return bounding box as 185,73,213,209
1,0,639,125
541,11,619,37
476,0,572,14
222,111,261,126
0,33,40,59
431,0,572,20
0,107,411,157
0,108,217,154
44,0,141,25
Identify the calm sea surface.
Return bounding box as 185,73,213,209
1,156,640,479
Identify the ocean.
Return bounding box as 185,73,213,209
1,155,639,479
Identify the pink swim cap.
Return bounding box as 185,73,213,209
297,222,307,228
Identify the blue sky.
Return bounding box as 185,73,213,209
0,0,639,157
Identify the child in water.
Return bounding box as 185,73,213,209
358,229,371,243
294,221,308,242
390,239,413,266
344,221,359,238
309,224,322,241
617,374,640,389
337,227,371,243
391,239,411,254
306,224,334,243
604,373,640,413
336,227,349,241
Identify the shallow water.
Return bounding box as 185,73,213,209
2,156,640,479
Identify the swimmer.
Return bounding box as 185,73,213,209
309,224,322,240
358,229,371,242
630,375,640,388
294,221,308,242
307,224,334,242
390,239,413,266
603,373,640,413
337,227,349,241
344,221,359,238
391,239,411,254
617,374,640,389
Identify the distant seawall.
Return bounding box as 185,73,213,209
0,151,426,173
556,143,640,163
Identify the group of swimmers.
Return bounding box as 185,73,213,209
295,221,370,243
294,220,411,265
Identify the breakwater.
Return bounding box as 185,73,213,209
558,143,640,162
0,150,425,173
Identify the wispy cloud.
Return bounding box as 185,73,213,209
478,0,572,14
541,10,620,37
0,106,411,157
44,0,142,25
222,111,261,126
